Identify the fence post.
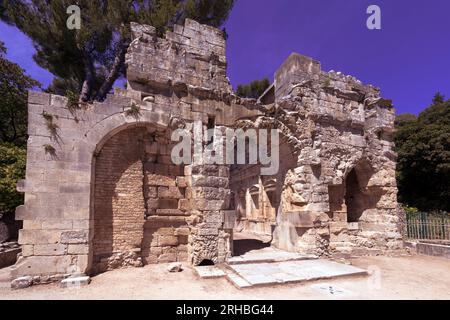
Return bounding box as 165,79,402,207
442,212,446,240
421,212,427,239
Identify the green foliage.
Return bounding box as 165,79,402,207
42,111,60,140
43,144,57,158
0,41,40,147
1,0,235,102
125,103,142,119
0,143,26,215
432,92,445,105
395,94,450,212
184,0,234,29
66,90,81,113
236,78,271,99
403,205,419,215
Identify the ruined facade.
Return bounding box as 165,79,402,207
11,19,402,282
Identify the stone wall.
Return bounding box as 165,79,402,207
11,19,402,283
269,53,401,256
11,19,262,281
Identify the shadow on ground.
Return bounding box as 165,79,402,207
233,239,271,256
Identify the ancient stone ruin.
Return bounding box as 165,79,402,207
11,19,402,283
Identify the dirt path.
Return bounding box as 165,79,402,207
0,254,449,300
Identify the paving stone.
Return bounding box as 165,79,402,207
228,247,317,265
227,259,367,288
194,266,226,278
225,272,252,289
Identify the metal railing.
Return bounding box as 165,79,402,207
405,212,450,240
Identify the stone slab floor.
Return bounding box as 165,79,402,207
226,260,367,287
0,255,449,299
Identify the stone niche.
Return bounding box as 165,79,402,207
11,18,402,283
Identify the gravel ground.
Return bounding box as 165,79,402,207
0,254,449,300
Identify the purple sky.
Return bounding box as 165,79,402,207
1,0,449,115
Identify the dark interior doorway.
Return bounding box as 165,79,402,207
232,232,271,256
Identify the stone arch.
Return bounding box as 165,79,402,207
87,114,190,274
84,110,170,155
343,158,381,223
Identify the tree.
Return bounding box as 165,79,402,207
0,41,41,147
0,142,26,241
0,42,36,240
236,78,271,99
395,95,450,212
432,92,445,104
1,0,235,103
0,143,26,217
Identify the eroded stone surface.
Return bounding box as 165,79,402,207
11,276,32,289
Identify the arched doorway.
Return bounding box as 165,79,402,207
91,124,189,274
343,160,381,224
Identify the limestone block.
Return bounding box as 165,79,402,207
60,231,88,244
158,252,177,263
221,210,235,229
175,227,190,236
72,220,91,229
60,276,91,288
23,220,42,230
159,235,178,246
158,186,184,199
33,244,67,256
155,227,175,236
76,254,89,273
41,220,73,230
204,211,224,224
198,228,219,236
329,222,348,235
19,230,61,245
191,187,230,200
178,199,192,211
21,245,34,257
67,244,89,255
194,199,228,211
28,91,50,105
146,173,176,186
155,209,187,216
11,255,73,277
177,251,189,262
191,175,229,188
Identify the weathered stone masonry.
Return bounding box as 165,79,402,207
11,18,402,282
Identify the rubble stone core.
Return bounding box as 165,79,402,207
11,19,402,281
